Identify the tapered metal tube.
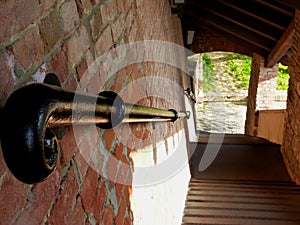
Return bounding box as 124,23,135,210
0,82,189,184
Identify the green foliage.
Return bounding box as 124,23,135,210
202,53,216,92
277,63,290,90
197,52,290,93
225,53,252,89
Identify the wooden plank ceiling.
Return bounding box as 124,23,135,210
182,0,298,66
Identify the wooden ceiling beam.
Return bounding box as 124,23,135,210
195,3,279,41
254,0,295,16
183,16,270,57
220,0,287,30
184,8,274,52
266,20,295,67
273,0,300,10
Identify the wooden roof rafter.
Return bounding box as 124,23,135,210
182,0,296,64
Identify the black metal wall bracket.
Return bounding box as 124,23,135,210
0,74,190,184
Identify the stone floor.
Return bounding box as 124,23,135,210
194,52,287,134
196,101,247,134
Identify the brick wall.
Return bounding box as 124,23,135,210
0,0,191,224
281,10,300,184
190,25,252,56
256,64,278,110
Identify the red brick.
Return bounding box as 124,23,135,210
106,154,118,185
0,0,40,42
69,197,86,224
59,127,78,165
117,124,132,147
48,51,69,83
91,177,107,223
0,174,27,225
0,51,17,102
75,0,93,16
39,10,63,53
131,123,142,140
12,26,44,69
124,216,133,225
90,10,103,41
115,183,123,201
60,0,80,36
103,128,116,151
123,186,131,203
45,167,80,224
80,167,98,212
76,49,95,81
95,26,113,58
110,69,128,93
39,0,56,12
116,195,127,225
64,73,79,90
0,148,7,177
115,142,124,161
74,149,89,182
100,0,118,25
63,25,90,67
111,17,124,44
84,72,106,95
76,57,88,81
15,170,61,225
102,205,114,225
116,0,134,15
116,161,132,185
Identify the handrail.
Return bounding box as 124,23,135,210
0,74,189,184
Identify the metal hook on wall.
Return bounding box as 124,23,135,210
0,74,190,184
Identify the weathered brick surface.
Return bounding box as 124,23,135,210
0,0,189,224
39,0,57,12
0,174,28,224
39,10,63,53
0,0,41,43
76,0,93,17
63,25,90,67
0,50,17,104
90,9,103,41
60,0,80,36
47,50,69,82
12,26,44,69
281,11,300,184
